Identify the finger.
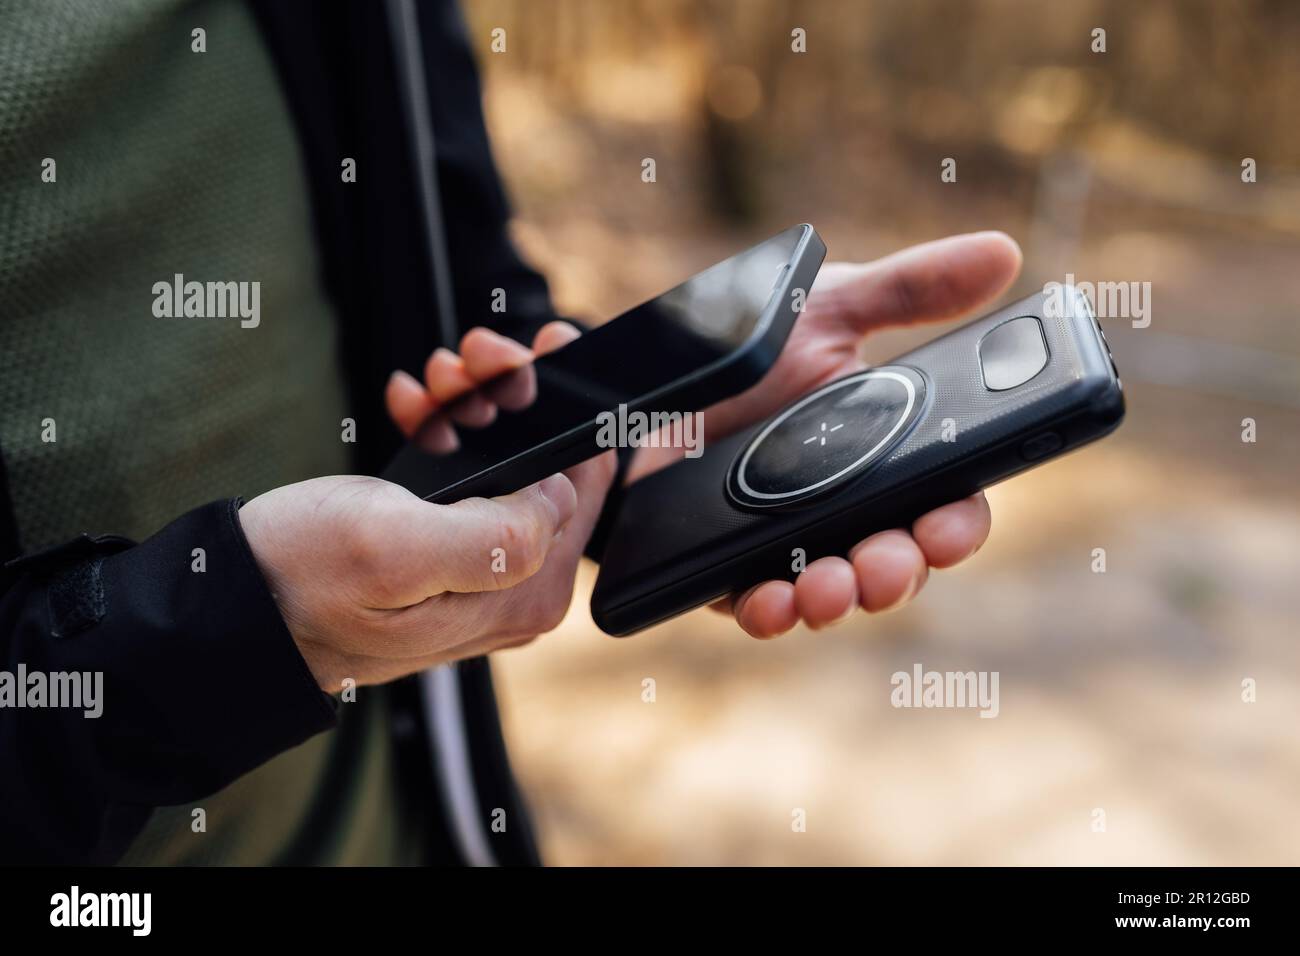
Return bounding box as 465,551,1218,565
441,451,618,642
446,392,497,429
483,362,537,412
423,348,478,405
794,556,860,629
414,416,458,454
496,452,618,632
734,581,798,639
368,473,578,607
563,450,620,517
458,327,534,381
424,330,536,422
912,492,991,569
818,231,1022,333
849,529,928,613
385,369,437,438
532,320,583,356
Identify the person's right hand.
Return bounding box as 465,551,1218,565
240,455,613,693
241,315,618,693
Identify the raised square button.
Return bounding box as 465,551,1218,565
978,315,1048,391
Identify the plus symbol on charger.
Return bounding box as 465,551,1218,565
803,421,844,447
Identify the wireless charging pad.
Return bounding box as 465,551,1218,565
726,366,927,510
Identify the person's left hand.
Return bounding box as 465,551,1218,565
627,231,1023,638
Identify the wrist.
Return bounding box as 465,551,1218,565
235,496,337,692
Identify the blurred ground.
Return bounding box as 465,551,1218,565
462,0,1300,864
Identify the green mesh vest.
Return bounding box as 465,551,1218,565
0,0,420,864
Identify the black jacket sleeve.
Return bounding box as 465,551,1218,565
0,499,336,864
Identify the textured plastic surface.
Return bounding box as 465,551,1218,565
591,289,1124,636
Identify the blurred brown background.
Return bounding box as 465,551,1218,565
460,0,1300,864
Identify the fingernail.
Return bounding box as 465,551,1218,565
537,473,577,528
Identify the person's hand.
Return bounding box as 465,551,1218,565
241,320,614,692
383,321,583,437
632,231,1023,638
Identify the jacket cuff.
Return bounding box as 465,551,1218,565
89,499,337,800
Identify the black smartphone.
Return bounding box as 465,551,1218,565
590,287,1125,636
381,224,826,503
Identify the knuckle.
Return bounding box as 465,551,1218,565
346,516,390,576
497,512,549,578
346,492,416,594
890,271,919,318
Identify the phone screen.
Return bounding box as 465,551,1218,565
383,225,809,502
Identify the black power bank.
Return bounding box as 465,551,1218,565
591,287,1125,636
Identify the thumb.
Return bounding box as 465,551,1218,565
819,231,1022,333
384,474,578,604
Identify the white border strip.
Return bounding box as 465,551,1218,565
420,666,497,867
384,0,460,346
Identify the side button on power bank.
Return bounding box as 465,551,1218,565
1019,431,1064,461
